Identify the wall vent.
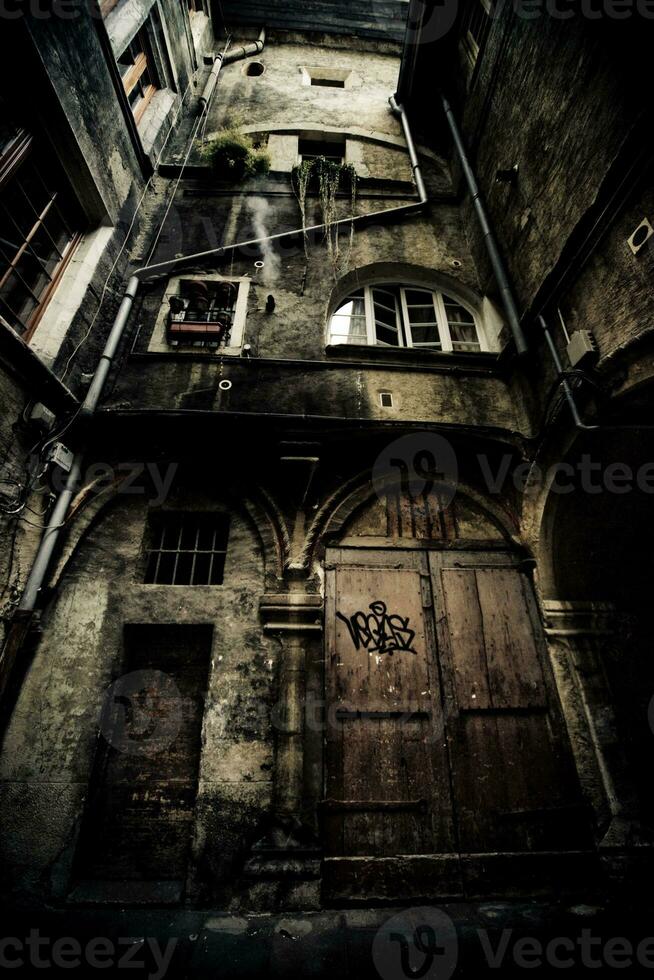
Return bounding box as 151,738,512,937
379,391,394,408
627,218,653,256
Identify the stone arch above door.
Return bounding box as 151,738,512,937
341,484,510,543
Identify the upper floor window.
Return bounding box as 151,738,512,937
328,285,487,353
118,25,159,124
0,112,81,340
301,67,354,90
298,136,345,165
460,0,493,75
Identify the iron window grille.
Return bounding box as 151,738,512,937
167,279,238,348
329,285,486,353
144,513,230,585
0,109,81,339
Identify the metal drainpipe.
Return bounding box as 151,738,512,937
199,28,266,112
15,276,140,614
440,91,528,357
223,27,266,65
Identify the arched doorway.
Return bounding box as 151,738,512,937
322,484,594,901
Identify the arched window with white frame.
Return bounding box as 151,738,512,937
328,284,488,353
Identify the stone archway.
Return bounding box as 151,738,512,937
319,481,594,903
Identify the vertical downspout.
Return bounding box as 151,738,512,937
0,277,140,702
440,91,528,356
16,276,140,614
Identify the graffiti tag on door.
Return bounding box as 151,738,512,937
337,600,418,656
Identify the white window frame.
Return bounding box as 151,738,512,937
328,284,489,353
148,274,250,354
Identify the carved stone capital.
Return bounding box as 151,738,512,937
259,593,323,634
542,600,616,638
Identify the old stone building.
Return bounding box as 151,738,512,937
1,0,653,973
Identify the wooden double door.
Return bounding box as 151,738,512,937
323,547,592,899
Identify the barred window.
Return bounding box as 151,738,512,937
144,513,229,585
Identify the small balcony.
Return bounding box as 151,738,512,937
166,307,232,347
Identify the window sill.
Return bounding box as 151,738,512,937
325,343,501,370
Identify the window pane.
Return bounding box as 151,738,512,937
410,324,441,346
374,308,397,330
161,520,182,549
407,306,437,325
404,289,433,305
180,521,197,550
176,551,194,585
376,324,400,346
330,293,367,344
443,296,480,349
156,552,176,585
144,553,159,584
0,269,38,328
197,520,216,551
450,330,480,351
335,294,365,317
210,553,226,584
193,553,211,586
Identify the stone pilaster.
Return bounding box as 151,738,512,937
543,600,643,848
240,593,323,909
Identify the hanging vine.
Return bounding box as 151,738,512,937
292,158,358,280
292,160,313,262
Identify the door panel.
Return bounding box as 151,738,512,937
325,547,590,870
429,551,590,853
324,555,455,857
73,624,212,885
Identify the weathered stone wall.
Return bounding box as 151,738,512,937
458,15,648,312
0,474,274,906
